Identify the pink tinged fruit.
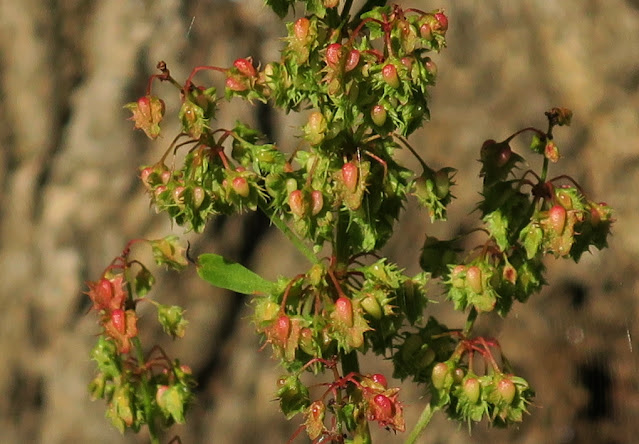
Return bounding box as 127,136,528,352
233,58,257,78
548,205,567,234
341,162,359,193
463,377,481,403
111,309,127,335
466,266,483,293
371,373,388,389
294,17,310,41
289,190,306,217
431,362,449,390
274,315,291,344
497,377,516,404
344,49,360,72
334,297,354,327
326,43,343,68
382,64,400,88
371,105,387,126
232,176,250,198
310,190,323,215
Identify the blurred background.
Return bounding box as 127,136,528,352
1,0,638,443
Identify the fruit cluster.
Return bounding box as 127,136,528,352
85,2,615,443
86,237,194,435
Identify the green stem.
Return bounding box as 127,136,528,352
404,402,438,444
257,197,319,264
463,306,478,336
341,0,354,21
540,157,549,183
132,337,160,444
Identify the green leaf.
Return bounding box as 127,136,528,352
197,253,275,295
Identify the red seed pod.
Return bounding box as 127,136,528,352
344,49,360,72
434,11,448,33
372,394,394,419
548,205,567,234
371,373,388,389
310,190,323,215
334,297,354,327
294,17,310,41
326,43,343,68
466,266,483,293
111,309,127,335
382,63,400,88
274,315,291,344
233,57,257,78
226,75,248,92
288,190,307,217
323,0,339,8
341,162,359,193
232,176,250,198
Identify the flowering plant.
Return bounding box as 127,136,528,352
85,1,613,443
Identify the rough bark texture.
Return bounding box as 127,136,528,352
0,1,637,443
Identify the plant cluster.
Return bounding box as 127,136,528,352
85,1,614,443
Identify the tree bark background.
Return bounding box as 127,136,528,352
0,1,638,443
